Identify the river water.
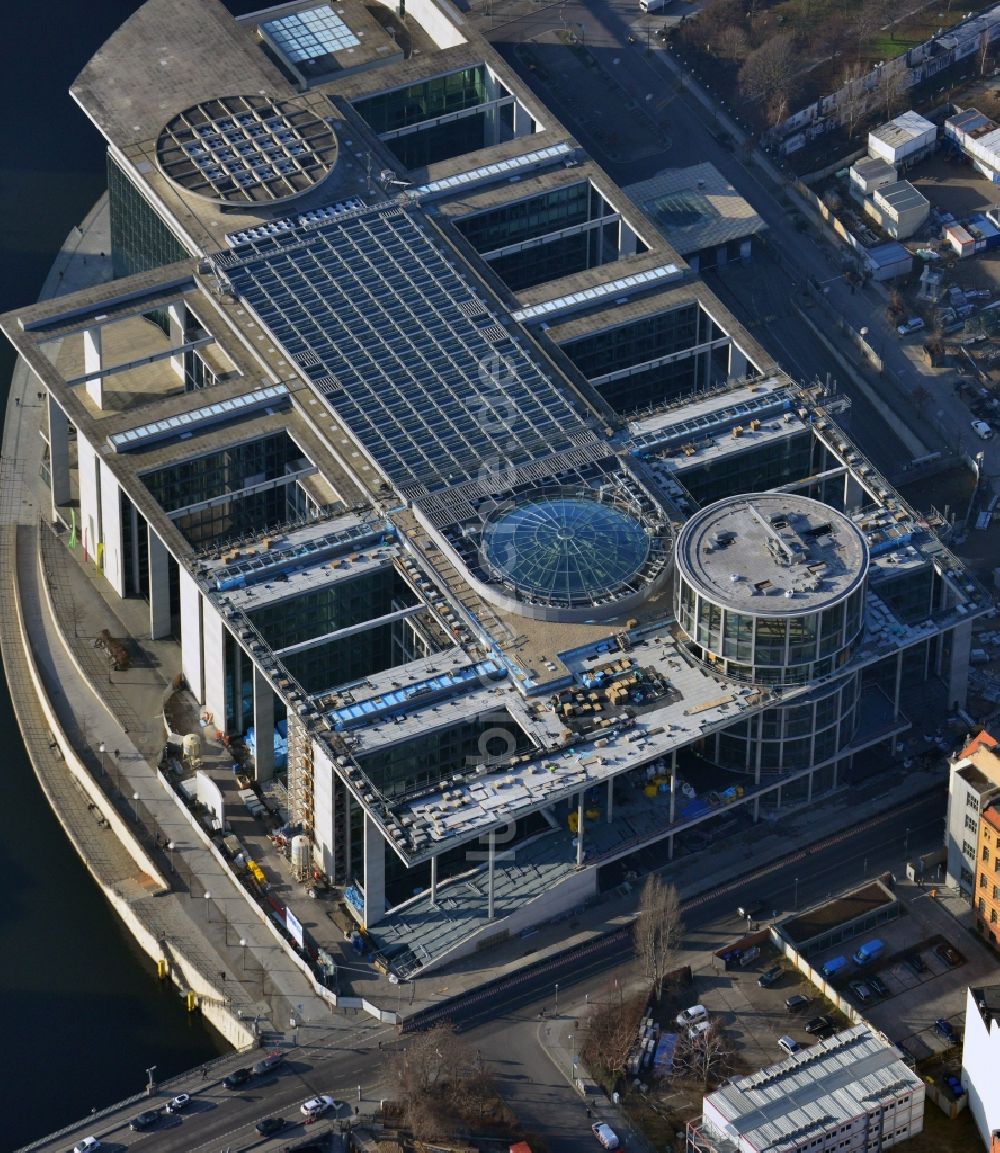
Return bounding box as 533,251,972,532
0,2,261,1145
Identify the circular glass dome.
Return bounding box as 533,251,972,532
481,494,652,608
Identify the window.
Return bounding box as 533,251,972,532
994,885,1000,900
980,898,987,914
969,792,980,811
964,840,977,860
986,844,992,860
992,908,998,924
982,873,988,888
969,814,980,833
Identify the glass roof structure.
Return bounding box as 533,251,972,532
156,95,339,205
511,263,682,324
261,7,360,62
481,494,651,607
219,206,596,497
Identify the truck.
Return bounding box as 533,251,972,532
851,939,884,966
639,0,669,11
820,955,847,979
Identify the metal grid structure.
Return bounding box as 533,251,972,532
220,206,596,496
156,95,339,205
260,6,360,63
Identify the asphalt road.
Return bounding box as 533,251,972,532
47,787,945,1153
476,0,938,473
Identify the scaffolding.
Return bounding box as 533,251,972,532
287,711,314,846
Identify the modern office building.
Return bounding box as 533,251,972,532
963,986,1000,1151
687,1024,924,1153
1,0,988,976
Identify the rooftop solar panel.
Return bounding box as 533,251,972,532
222,206,596,494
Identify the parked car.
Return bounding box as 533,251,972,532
935,1018,958,1045
805,1015,832,1035
850,981,873,1002
784,994,810,1013
300,1095,340,1117
904,953,927,976
165,1094,190,1114
592,1121,620,1149
935,942,963,967
130,1110,161,1132
971,418,994,441
758,965,783,988
688,1020,712,1041
897,317,925,336
252,1050,286,1075
676,1004,708,1027
72,1141,101,1153
255,1117,288,1136
224,1067,252,1089
869,975,889,998
778,1035,800,1055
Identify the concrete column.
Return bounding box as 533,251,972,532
806,769,813,803
607,777,614,823
167,303,187,383
83,324,104,409
668,832,675,861
202,600,227,732
253,666,275,782
513,101,534,138
890,650,904,755
148,528,171,639
77,436,102,564
97,463,124,596
753,712,764,823
47,394,70,517
576,792,585,868
948,620,973,711
669,750,677,825
179,567,204,702
343,791,352,886
844,472,864,513
487,830,496,919
619,219,638,258
430,854,438,907
363,813,386,927
728,341,748,384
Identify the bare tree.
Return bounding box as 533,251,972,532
851,0,884,62
876,62,908,122
698,0,744,43
673,1021,735,1088
717,25,750,61
839,61,870,140
392,1022,497,1142
582,986,647,1081
738,34,798,118
634,875,684,994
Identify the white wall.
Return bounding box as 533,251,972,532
946,764,977,891
370,0,466,48
180,567,204,702
98,461,125,597
313,742,336,880
77,435,101,564
202,598,228,734
962,987,1000,1150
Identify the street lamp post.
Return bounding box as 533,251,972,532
555,983,560,1014
132,791,140,824
204,891,212,922
904,827,910,862
794,876,800,910
240,938,248,970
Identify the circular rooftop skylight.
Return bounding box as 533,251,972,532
481,492,653,610
156,94,338,206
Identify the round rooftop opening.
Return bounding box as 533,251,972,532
480,490,660,620
156,94,338,206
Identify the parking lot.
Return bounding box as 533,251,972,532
677,880,998,1075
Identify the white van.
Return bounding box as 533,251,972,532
592,1122,620,1149
971,419,993,441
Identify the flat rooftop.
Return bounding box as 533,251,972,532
675,493,869,613
704,1024,920,1151
625,161,765,256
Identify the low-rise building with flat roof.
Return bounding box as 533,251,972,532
688,1023,924,1152
863,181,930,240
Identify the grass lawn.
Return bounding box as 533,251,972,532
902,1098,981,1153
